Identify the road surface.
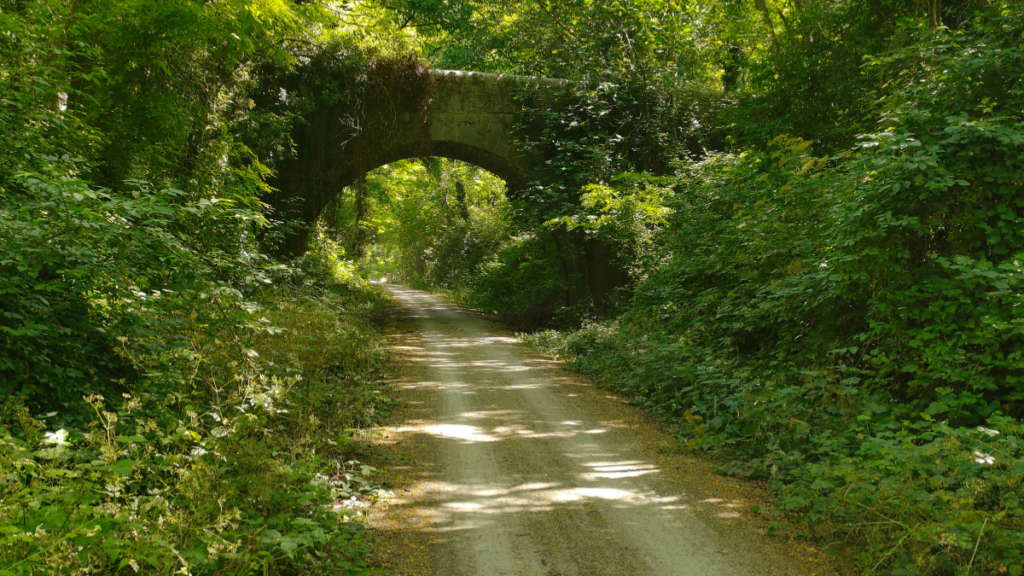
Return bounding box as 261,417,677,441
367,286,837,576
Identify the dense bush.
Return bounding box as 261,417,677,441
0,2,396,574
0,263,393,575
526,6,1024,574
457,231,569,328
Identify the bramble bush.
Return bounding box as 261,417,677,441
0,253,394,576
0,3,395,574
525,6,1024,574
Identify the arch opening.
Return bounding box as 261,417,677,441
345,141,529,194
321,157,510,282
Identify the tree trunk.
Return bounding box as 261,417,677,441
352,176,369,260
455,181,470,221
927,0,942,27
752,0,778,47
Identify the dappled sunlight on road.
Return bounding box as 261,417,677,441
370,286,813,576
417,424,502,443
390,335,557,380
582,460,660,480
394,411,613,442
379,451,757,540
392,478,688,521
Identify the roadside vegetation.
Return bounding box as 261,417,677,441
1,2,394,574
345,2,1024,575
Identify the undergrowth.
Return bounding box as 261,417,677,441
523,8,1024,575
0,6,401,572
526,325,1024,575
0,246,395,576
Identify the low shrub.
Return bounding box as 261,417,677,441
525,326,1024,575
0,258,394,576
524,8,1024,574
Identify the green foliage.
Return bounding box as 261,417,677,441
0,251,394,576
0,395,365,575
724,0,904,148
512,78,709,218
0,169,266,410
381,0,718,85
1,2,395,574
368,159,505,285
461,231,569,328
547,173,673,280
0,0,303,412
525,5,1024,574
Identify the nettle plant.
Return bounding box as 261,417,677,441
0,281,387,575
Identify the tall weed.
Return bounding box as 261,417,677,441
0,255,393,576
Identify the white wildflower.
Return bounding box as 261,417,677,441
43,429,68,446
973,450,995,465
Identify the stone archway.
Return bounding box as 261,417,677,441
266,69,565,256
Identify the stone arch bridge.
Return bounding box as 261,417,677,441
266,67,714,304
268,69,564,255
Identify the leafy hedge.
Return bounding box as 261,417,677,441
525,7,1024,575
1,2,396,574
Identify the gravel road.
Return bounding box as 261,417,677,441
368,286,838,576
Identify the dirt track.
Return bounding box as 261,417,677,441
367,286,839,576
